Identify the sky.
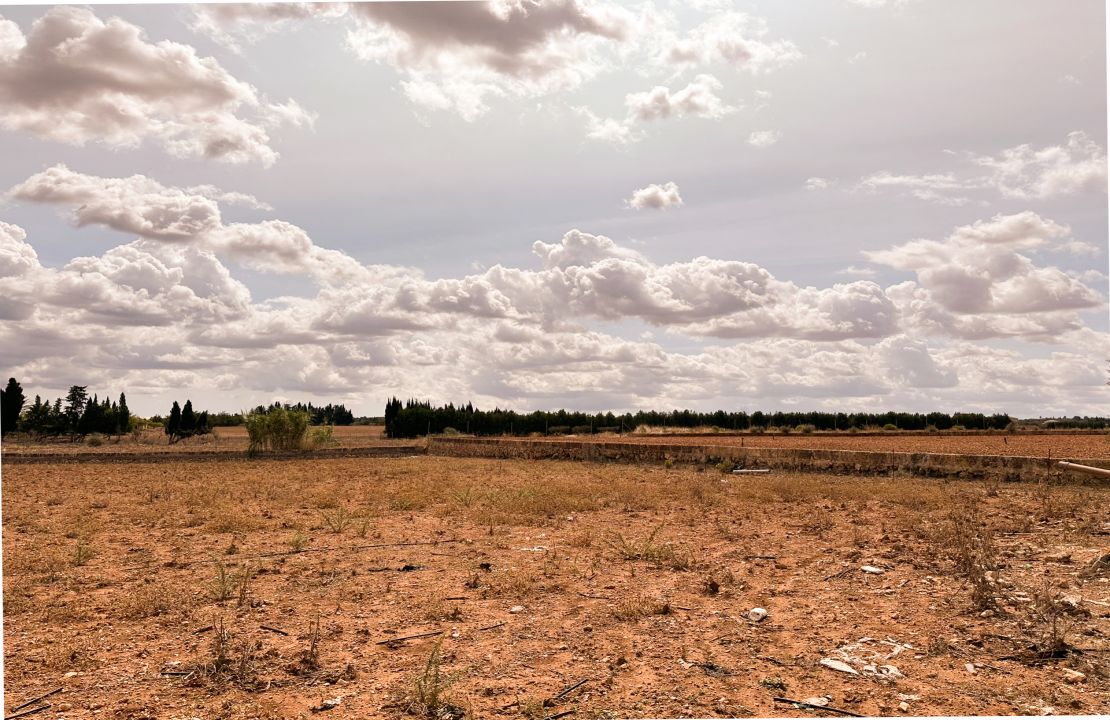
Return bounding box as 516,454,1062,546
0,0,1107,418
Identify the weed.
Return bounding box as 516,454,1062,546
934,508,1000,610
73,541,95,567
319,506,352,534
606,526,694,570
1028,580,1075,657
612,594,673,620
406,635,461,718
235,564,256,607
207,561,236,603
287,532,309,552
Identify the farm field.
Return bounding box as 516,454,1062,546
3,456,1108,718
529,432,1110,461
0,425,397,456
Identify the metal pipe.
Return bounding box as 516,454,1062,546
1057,461,1110,479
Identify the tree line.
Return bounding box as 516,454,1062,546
2,378,130,439
383,397,1020,439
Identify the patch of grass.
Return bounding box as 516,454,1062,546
319,506,352,534
606,526,694,570
206,560,237,603
73,541,95,567
612,594,673,620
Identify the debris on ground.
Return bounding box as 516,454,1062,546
310,697,341,712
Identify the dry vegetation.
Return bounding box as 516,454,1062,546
0,425,405,456
2,455,1108,718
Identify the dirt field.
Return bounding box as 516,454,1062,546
3,455,1108,718
0,425,394,455
533,432,1110,461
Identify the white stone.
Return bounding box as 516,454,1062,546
820,658,859,675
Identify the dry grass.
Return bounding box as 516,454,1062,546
2,455,1108,718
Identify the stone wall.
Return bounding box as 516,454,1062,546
427,437,1109,482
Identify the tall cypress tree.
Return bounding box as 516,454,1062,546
181,400,196,434
1,377,25,436
166,401,181,441
118,393,130,434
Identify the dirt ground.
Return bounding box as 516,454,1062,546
3,456,1108,719
531,432,1110,461
0,425,393,455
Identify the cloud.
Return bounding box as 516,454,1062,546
748,129,781,148
344,0,635,121
626,74,735,122
856,171,971,205
627,181,683,210
805,177,830,191
858,132,1107,204
972,131,1108,200
869,212,1103,339
0,7,312,166
190,2,347,54
663,11,802,75
4,166,1106,416
6,165,363,283
581,74,735,145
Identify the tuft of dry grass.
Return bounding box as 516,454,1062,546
612,594,674,620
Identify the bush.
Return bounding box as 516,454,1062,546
796,424,816,434
308,425,336,449
441,427,460,436
244,407,309,456
86,434,104,447
883,423,898,431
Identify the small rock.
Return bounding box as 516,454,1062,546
64,671,78,678
980,609,994,618
748,607,768,622
509,605,525,614
820,658,859,675
877,664,904,679
965,663,977,675
898,702,910,712
860,565,885,574
803,697,829,707
310,697,341,713
1062,668,1086,683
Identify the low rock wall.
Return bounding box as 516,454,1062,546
427,437,1109,482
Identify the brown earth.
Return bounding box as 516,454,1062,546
2,456,1108,719
0,425,396,456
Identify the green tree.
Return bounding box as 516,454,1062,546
166,401,182,442
63,385,88,437
117,392,131,434
1,377,25,436
181,400,196,434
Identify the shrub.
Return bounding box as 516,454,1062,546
86,434,104,447
244,407,309,456
883,423,898,431
308,425,336,449
797,424,816,434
